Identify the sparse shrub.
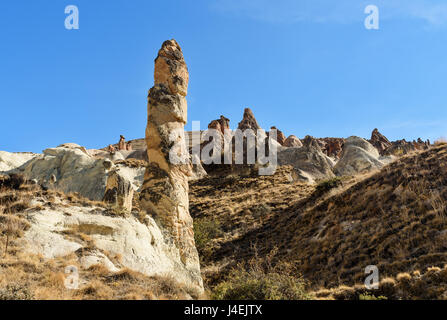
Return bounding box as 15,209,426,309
212,259,313,300
396,272,412,283
315,177,342,195
250,204,272,219
359,293,387,300
105,268,143,283
193,217,223,258
378,278,397,297
0,214,31,256
332,285,357,300
0,174,25,190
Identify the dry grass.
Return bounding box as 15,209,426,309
0,249,201,300
315,264,447,300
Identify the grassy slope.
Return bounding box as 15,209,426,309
191,145,447,299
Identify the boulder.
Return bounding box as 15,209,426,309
103,170,134,213
334,136,385,176
283,135,302,148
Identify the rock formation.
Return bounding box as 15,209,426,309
139,40,202,290
334,136,389,176
0,151,36,173
118,135,126,151
317,138,345,158
283,135,303,148
277,135,335,183
1,146,145,202
383,138,430,156
208,115,230,136
369,128,392,155
270,126,286,145
238,108,260,131
103,170,134,213
205,115,231,149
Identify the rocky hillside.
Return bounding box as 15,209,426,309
190,144,447,299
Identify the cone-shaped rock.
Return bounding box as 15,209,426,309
238,108,260,131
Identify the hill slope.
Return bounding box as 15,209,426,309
190,145,447,298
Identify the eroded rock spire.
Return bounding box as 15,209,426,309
139,40,202,289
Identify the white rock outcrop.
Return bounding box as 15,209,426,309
0,151,37,173
24,205,201,288
334,136,390,176
1,146,145,201
277,135,335,183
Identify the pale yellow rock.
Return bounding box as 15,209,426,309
140,39,202,291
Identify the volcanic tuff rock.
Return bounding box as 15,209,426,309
270,126,286,145
208,115,230,135
277,135,335,183
238,108,260,131
103,169,134,213
24,202,202,287
384,138,430,156
139,40,203,290
2,146,145,202
204,115,232,151
369,128,392,155
0,151,37,173
317,138,345,159
283,135,303,148
333,136,388,176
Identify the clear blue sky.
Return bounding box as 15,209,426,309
1,0,447,153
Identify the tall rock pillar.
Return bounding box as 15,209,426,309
139,40,202,289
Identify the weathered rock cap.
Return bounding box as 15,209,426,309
154,39,189,97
